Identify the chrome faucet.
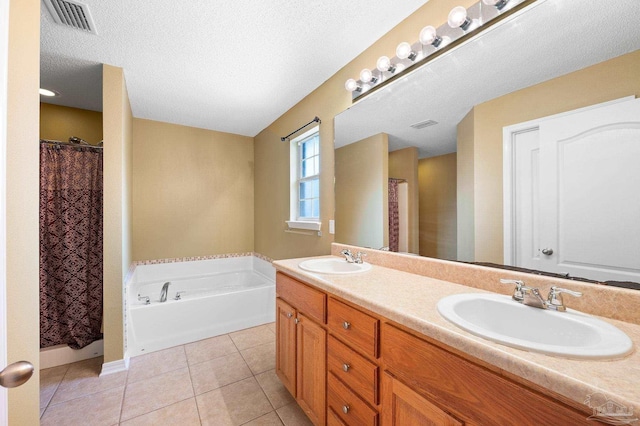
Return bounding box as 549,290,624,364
500,279,582,312
340,249,366,264
160,282,171,303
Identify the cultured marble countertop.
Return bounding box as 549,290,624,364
274,255,640,417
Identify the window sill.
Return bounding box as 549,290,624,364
286,220,321,231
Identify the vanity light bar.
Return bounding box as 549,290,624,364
345,0,537,100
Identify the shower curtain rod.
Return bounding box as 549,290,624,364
40,139,103,149
281,116,321,142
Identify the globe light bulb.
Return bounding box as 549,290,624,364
376,56,393,72
360,68,373,83
345,79,360,92
419,26,442,47
448,6,471,30
396,42,413,60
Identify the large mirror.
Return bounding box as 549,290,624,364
334,0,640,286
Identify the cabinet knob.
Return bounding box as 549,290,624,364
286,312,293,318
342,363,350,372
541,248,554,255
342,405,350,414
343,321,351,330
294,318,300,324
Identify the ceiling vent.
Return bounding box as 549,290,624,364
43,0,98,35
410,119,438,130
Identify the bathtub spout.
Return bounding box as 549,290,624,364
160,282,171,303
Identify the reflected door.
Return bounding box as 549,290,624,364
512,98,640,282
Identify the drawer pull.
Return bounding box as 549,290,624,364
342,405,350,414
286,312,293,318
294,318,300,324
343,321,351,330
342,363,350,372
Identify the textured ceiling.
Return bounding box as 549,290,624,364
40,0,428,136
335,0,640,158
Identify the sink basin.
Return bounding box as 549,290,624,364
437,293,633,359
298,258,372,274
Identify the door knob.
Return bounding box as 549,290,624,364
0,361,34,388
541,248,554,255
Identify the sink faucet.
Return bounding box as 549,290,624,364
500,279,582,312
160,282,171,303
340,249,366,264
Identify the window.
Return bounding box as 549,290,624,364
287,127,321,231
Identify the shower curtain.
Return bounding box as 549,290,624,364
39,143,103,349
388,178,400,252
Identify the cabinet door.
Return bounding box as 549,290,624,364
276,298,297,397
297,313,326,426
382,373,463,426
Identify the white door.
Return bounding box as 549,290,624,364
510,98,640,282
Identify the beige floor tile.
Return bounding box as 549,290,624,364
243,411,284,426
40,364,69,409
230,325,275,351
128,345,188,383
120,367,194,421
185,334,238,365
276,402,314,426
241,342,275,375
190,352,253,395
120,398,201,426
196,377,273,426
41,386,124,426
266,322,276,335
50,357,127,405
255,369,294,410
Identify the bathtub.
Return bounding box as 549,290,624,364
126,255,275,357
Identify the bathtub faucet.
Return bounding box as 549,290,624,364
160,282,171,303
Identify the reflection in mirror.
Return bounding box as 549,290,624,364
334,1,640,286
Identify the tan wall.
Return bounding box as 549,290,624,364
132,119,254,260
467,50,640,264
6,0,40,423
418,153,457,260
389,147,419,254
254,0,476,260
456,108,475,261
102,64,133,363
335,134,388,248
40,103,103,144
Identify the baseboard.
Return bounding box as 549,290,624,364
99,357,129,377
40,339,104,369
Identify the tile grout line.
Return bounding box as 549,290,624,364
182,344,204,425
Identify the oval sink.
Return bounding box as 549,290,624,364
437,293,633,359
299,258,372,274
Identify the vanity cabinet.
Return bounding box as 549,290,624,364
276,271,600,426
276,273,326,426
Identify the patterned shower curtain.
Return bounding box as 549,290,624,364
388,178,400,252
40,143,104,349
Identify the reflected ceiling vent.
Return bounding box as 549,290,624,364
410,119,438,129
43,0,98,35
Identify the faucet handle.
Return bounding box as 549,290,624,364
546,286,582,311
174,291,186,300
354,252,367,264
500,279,525,302
137,295,150,305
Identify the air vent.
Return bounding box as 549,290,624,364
410,119,438,129
43,0,98,35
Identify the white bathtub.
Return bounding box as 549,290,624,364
126,256,275,357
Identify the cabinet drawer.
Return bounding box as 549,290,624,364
328,335,378,406
327,408,347,426
328,298,379,358
276,272,326,324
328,373,378,426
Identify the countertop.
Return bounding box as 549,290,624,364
274,255,640,418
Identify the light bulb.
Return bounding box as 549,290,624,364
448,6,471,30
482,0,508,9
39,88,57,97
376,56,394,72
396,42,413,60
360,68,373,83
419,26,442,47
344,79,361,93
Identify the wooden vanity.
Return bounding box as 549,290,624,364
275,270,612,425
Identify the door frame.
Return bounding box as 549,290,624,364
0,0,10,420
502,96,636,266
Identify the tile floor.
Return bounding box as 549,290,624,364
40,323,313,426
